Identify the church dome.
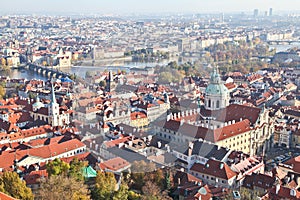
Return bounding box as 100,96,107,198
205,83,229,95
204,67,230,110
205,68,229,96
32,96,44,110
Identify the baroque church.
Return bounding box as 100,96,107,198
30,83,71,127
154,68,274,156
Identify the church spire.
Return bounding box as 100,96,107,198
51,81,56,104
210,66,221,84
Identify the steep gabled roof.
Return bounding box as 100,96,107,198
190,159,237,180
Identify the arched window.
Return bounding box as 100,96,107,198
208,99,211,108
216,100,220,108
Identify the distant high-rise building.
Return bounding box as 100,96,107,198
254,9,259,17
221,13,224,23
269,8,273,16
265,11,268,17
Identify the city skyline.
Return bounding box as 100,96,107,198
2,0,300,15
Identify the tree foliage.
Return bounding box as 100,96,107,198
69,158,88,181
0,171,34,200
128,190,141,200
224,187,261,200
92,171,117,200
37,175,90,200
0,85,5,100
46,158,70,176
99,80,106,87
46,158,87,181
113,183,129,200
131,160,156,173
141,181,171,200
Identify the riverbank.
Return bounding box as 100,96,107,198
73,56,132,66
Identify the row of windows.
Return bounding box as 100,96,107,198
191,171,226,184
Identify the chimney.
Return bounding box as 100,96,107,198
188,142,193,156
290,189,296,197
220,163,224,169
158,141,162,148
167,114,171,121
275,184,280,195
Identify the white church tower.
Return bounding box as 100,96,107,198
204,67,230,110
48,83,60,126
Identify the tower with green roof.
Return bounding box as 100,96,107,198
204,67,230,110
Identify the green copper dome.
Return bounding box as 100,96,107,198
205,83,229,95
205,68,229,95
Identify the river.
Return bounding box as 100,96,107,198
0,61,170,81
269,42,300,52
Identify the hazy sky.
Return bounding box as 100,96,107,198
3,0,300,14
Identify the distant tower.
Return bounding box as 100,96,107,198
264,11,268,17
221,13,225,23
163,91,169,104
204,67,230,110
48,82,59,126
106,70,113,92
269,8,273,16
254,9,259,18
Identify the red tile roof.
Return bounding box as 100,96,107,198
0,192,18,200
130,112,147,120
23,169,48,185
98,157,130,172
190,160,237,180
200,104,261,125
0,138,85,171
155,118,251,142
267,185,300,200
282,155,300,174
243,173,275,190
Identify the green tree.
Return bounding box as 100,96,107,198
37,175,90,200
130,161,157,191
99,80,106,87
141,181,171,200
131,161,156,173
1,58,6,66
0,85,5,99
0,171,34,200
164,171,171,190
113,182,129,200
240,187,261,199
28,92,36,100
46,158,70,177
92,171,117,200
69,158,88,181
128,190,141,200
69,74,77,81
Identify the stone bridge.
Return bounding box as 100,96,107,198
26,64,71,79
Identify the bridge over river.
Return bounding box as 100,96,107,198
25,64,71,79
